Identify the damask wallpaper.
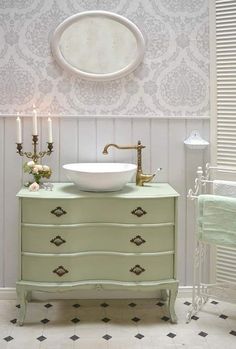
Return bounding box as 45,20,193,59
0,0,209,116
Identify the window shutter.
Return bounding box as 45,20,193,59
211,0,236,169
210,1,236,292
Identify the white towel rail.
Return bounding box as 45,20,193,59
186,163,236,322
187,163,236,200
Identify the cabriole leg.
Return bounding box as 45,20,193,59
168,284,178,324
16,285,28,326
26,291,32,302
160,289,168,302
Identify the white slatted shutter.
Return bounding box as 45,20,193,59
210,1,236,291
211,0,236,169
216,246,236,284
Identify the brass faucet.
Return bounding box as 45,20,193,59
102,140,156,186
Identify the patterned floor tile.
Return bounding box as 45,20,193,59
70,334,79,341
3,335,14,342
39,339,74,349
101,317,111,323
7,342,41,349
0,298,235,349
198,331,208,337
73,338,109,348
37,335,47,342
206,333,236,349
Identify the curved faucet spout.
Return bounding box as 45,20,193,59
102,142,145,155
102,140,156,186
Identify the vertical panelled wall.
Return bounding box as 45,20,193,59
0,116,209,288
0,0,210,289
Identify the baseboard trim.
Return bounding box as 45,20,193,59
178,286,192,298
0,286,192,300
0,288,16,300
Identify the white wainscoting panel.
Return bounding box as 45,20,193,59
185,120,204,285
132,119,151,173
0,118,4,286
150,119,169,182
42,117,60,183
168,120,187,284
59,119,78,182
97,119,115,162
114,119,133,164
4,119,22,287
78,119,97,163
0,116,210,287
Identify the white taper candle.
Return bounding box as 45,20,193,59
48,117,52,143
16,114,22,143
33,105,38,135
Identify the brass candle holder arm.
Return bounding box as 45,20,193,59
16,135,53,163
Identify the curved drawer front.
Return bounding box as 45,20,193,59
22,224,174,254
21,198,174,224
21,253,174,282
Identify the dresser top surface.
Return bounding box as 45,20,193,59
17,183,179,199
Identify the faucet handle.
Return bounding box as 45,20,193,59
154,167,162,175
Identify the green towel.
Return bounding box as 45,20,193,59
198,194,236,247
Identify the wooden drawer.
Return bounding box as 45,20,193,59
21,197,174,224
21,253,174,282
21,224,174,254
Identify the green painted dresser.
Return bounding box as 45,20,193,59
16,183,179,325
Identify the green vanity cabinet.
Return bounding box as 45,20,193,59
16,183,179,325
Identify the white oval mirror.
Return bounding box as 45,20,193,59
51,11,145,81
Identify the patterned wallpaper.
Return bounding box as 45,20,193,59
0,0,209,116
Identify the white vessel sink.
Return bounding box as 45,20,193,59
62,163,137,192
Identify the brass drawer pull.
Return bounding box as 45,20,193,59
53,265,68,277
130,235,146,246
51,206,67,217
50,235,66,247
131,207,147,217
130,264,145,275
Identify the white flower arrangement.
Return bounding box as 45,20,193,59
24,161,52,187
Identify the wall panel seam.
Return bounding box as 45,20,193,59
2,119,5,287
184,119,188,285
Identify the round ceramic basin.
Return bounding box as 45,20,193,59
62,163,137,192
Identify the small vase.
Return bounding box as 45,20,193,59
33,174,42,184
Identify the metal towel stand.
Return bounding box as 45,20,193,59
186,163,236,323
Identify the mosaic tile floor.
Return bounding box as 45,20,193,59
0,298,235,348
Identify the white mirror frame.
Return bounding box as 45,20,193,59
51,11,145,81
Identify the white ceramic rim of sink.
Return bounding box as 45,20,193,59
63,163,137,173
